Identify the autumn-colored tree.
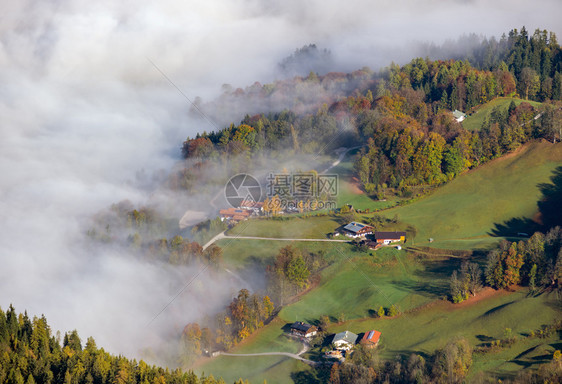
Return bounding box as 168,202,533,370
520,67,541,100
504,242,525,286
182,323,202,357
262,296,274,318
181,137,216,159
203,244,223,268
413,132,446,184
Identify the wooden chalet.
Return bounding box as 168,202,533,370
290,322,318,338
342,222,374,238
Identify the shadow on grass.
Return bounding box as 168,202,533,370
550,340,562,350
513,345,539,360
390,349,434,362
391,278,449,298
476,334,495,342
488,217,542,238
478,300,516,318
403,258,463,297
489,166,562,237
291,366,331,384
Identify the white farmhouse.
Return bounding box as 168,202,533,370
332,330,358,351
452,109,467,122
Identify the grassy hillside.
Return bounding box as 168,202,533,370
382,141,562,249
199,237,561,382
227,215,339,239
228,141,562,250
330,152,397,211
462,97,542,131
279,247,446,322
196,141,562,383
194,318,307,384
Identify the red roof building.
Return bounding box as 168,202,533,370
360,330,381,348
219,208,252,222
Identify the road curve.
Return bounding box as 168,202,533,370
217,351,322,367
224,235,348,242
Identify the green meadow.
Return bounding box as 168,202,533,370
381,141,562,249
196,141,562,383
278,247,445,323
462,97,543,131
227,215,340,239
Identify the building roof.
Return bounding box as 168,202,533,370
452,110,466,119
373,231,406,240
333,330,358,345
219,208,252,217
361,330,381,345
290,321,316,333
343,222,372,234
240,199,264,209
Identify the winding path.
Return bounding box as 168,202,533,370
215,340,330,367
217,351,319,366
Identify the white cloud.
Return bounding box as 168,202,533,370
0,0,560,363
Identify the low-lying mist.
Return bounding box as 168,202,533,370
1,0,560,367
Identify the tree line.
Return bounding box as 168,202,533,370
326,334,562,384
177,27,562,200
180,289,274,363
266,245,327,306
485,227,562,292
449,226,562,302
0,305,240,384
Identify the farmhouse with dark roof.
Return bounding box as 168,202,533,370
290,322,318,338
342,222,373,238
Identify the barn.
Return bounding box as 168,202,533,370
373,231,406,244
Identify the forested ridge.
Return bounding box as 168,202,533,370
0,306,250,384
179,27,562,199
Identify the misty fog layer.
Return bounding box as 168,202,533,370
1,0,561,363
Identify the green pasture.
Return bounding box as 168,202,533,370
279,247,449,323
227,215,340,239
462,97,543,131
380,142,562,249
